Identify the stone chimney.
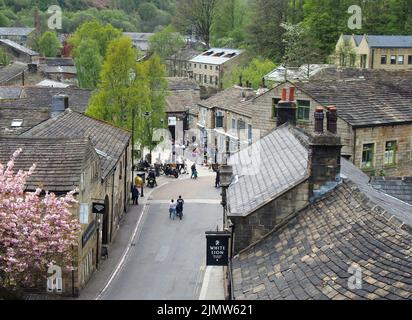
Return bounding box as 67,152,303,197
276,87,297,127
309,107,342,198
51,95,69,118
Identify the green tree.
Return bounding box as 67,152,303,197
69,20,122,58
224,57,276,90
38,31,61,57
247,0,289,61
148,26,185,62
211,0,250,47
74,39,102,89
0,47,10,66
0,11,10,26
174,0,217,48
139,54,168,153
87,37,149,127
281,22,322,67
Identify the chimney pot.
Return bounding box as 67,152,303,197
314,107,324,134
326,106,338,134
289,87,296,101
281,88,287,101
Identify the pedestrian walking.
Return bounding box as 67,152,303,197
176,196,185,220
191,163,198,179
169,199,177,220
215,169,221,188
132,184,140,205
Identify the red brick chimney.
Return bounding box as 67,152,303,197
276,87,297,127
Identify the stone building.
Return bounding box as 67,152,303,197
251,79,412,176
166,47,199,78
197,86,255,163
189,48,244,91
226,94,412,300
166,78,201,143
335,34,412,70
0,137,102,295
0,27,35,46
22,108,132,295
123,32,153,55
0,39,39,64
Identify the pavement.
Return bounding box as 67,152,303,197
77,164,226,300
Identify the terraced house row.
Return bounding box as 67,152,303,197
0,87,132,295
197,69,412,177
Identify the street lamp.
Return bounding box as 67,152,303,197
143,111,152,163
220,165,233,229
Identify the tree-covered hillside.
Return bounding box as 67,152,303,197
0,0,178,32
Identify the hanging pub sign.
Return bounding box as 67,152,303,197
206,231,231,266
92,202,106,214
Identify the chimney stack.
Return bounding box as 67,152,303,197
326,106,338,134
309,106,342,198
51,95,69,118
276,87,297,127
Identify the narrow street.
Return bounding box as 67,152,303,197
99,172,222,300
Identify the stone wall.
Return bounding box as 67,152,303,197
354,124,412,176
230,181,310,254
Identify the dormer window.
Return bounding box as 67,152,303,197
11,119,23,127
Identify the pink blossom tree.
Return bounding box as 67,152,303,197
0,149,81,293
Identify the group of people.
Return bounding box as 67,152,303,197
169,196,185,220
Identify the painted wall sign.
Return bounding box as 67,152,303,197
82,221,96,248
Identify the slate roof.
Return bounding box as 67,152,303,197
44,57,75,66
0,27,35,37
190,48,243,65
22,109,131,179
166,90,200,113
232,179,412,300
0,87,92,113
167,77,200,91
293,79,412,127
227,125,309,216
0,107,49,137
0,87,23,99
0,63,26,84
199,86,254,112
366,35,412,48
169,48,200,61
36,79,71,88
342,35,363,47
371,177,412,206
43,66,77,75
123,32,153,52
0,137,98,192
0,39,39,56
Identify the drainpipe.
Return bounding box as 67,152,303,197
110,170,115,243
353,128,357,165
